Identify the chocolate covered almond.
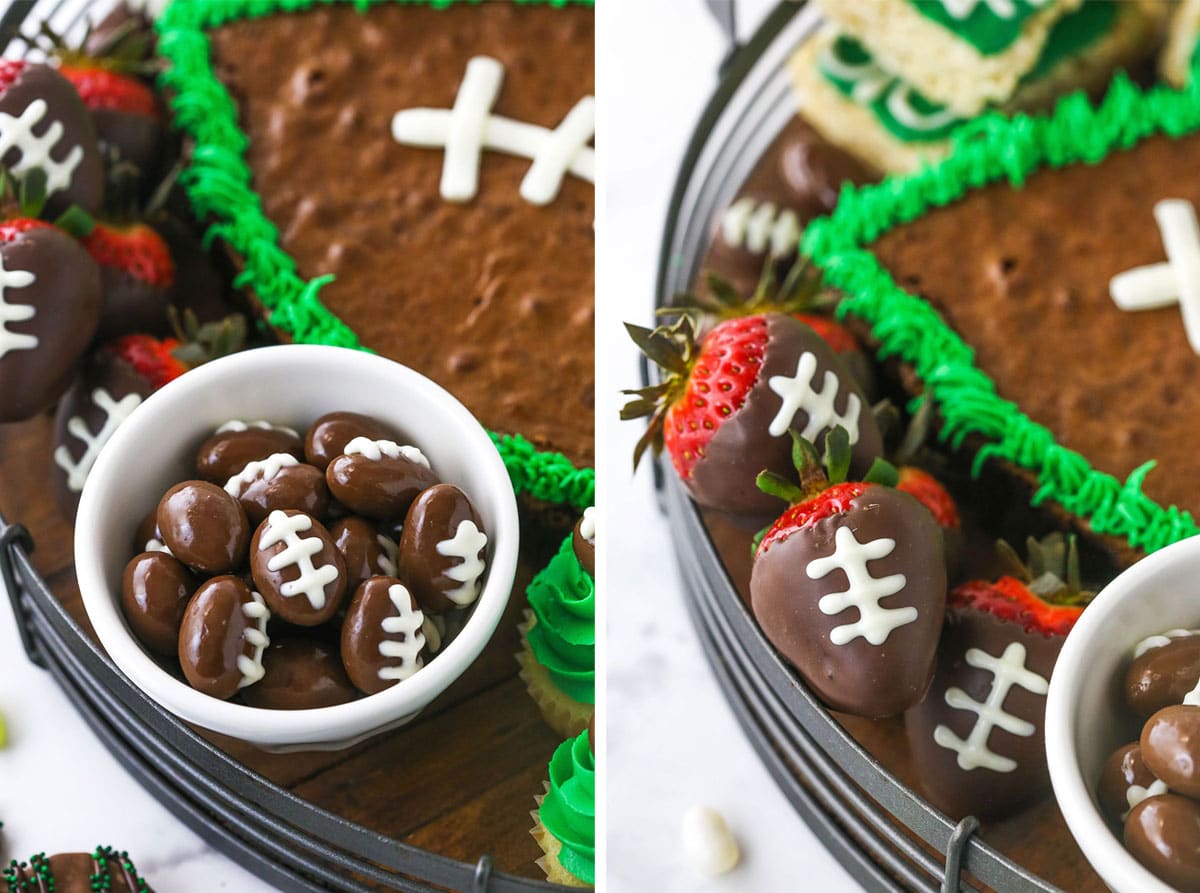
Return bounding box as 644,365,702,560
1099,743,1165,824
1126,632,1200,720
325,437,438,520
399,484,488,612
250,509,346,626
341,576,427,695
121,551,196,656
178,575,270,700
330,515,398,594
305,411,399,470
240,635,357,710
1142,705,1200,799
223,452,329,524
157,480,249,573
1125,794,1200,890
195,419,303,482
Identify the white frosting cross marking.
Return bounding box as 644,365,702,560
933,642,1049,773
807,526,913,646
376,533,399,578
579,505,596,543
343,436,430,469
378,582,426,681
53,389,143,493
436,519,488,607
391,55,595,206
767,351,862,441
259,510,339,610
224,452,299,496
939,0,1044,20
237,591,271,689
0,252,36,360
1125,779,1169,820
216,419,300,438
1110,199,1200,353
0,99,84,198
721,198,802,257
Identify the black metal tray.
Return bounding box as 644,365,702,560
0,2,571,890
653,3,1064,891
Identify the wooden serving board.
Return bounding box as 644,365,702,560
0,410,565,881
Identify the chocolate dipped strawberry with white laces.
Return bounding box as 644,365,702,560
623,312,883,519
749,427,946,717
0,60,103,215
0,171,101,422
905,534,1090,820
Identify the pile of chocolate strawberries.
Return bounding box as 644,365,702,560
121,410,489,708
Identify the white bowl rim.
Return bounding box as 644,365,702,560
1045,535,1200,893
74,344,520,745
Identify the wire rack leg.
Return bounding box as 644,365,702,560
942,816,980,893
471,854,493,892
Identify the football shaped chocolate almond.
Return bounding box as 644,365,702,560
223,452,329,525
240,635,358,711
305,411,400,470
121,550,196,656
749,429,944,717
325,437,439,521
0,61,104,214
157,480,250,574
624,313,882,518
1098,743,1165,824
0,220,102,422
249,509,346,626
905,534,1087,820
195,420,303,482
399,483,488,612
329,515,398,594
1125,632,1200,721
1125,795,1200,890
341,576,428,695
178,575,270,700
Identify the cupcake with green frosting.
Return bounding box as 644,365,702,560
517,507,595,738
531,722,596,887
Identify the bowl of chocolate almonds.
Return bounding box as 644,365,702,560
1046,536,1200,893
74,343,519,750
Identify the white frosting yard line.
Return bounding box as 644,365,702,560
391,55,595,206
1110,200,1200,353
259,510,338,610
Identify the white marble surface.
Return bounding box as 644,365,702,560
0,589,276,890
600,1,859,891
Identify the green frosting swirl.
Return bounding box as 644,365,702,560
907,0,1048,55
540,729,595,886
156,0,594,510
527,534,595,704
802,70,1200,556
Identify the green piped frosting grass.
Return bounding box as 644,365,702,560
156,0,593,511
803,71,1200,555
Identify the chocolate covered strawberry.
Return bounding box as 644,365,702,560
671,262,875,397
905,534,1091,820
623,311,883,518
41,21,164,180
53,311,246,518
0,170,101,422
0,60,103,214
749,428,946,717
77,213,176,339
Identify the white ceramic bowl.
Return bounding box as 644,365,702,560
75,344,519,750
1046,535,1200,892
